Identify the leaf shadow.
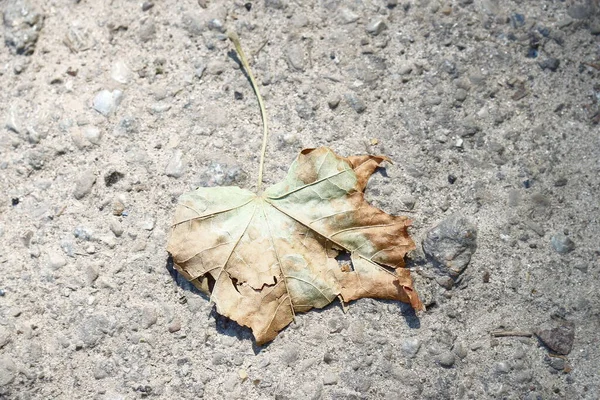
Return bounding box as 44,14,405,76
166,255,421,350
166,255,266,352
227,50,257,98
374,166,389,178
165,255,207,298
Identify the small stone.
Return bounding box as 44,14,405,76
323,372,338,385
0,356,17,386
495,361,510,373
567,4,590,20
74,226,94,241
400,195,416,210
111,60,132,84
0,327,10,349
168,320,181,333
74,170,96,199
437,352,455,368
207,18,225,33
453,342,468,359
327,94,341,110
398,63,413,76
281,346,299,366
92,89,123,116
366,19,387,36
83,126,102,145
265,0,285,9
539,58,560,72
287,43,305,71
436,275,454,290
140,215,155,231
338,8,359,24
165,150,185,178
112,200,125,216
77,314,113,348
138,20,156,42
295,101,314,120
551,233,575,254
26,150,46,170
107,220,123,239
524,220,545,237
142,306,158,329
344,93,366,114
401,338,421,358
455,88,468,102
515,370,533,383
114,116,139,136
535,322,575,355
48,251,67,269
142,2,154,11
422,214,478,276
93,358,115,380
238,369,248,381
548,356,565,371
554,177,568,187
85,264,99,285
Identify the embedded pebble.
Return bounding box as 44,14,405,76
109,219,124,237
0,327,10,349
74,170,96,199
567,4,591,20
366,19,387,36
327,94,341,109
113,116,139,136
142,306,158,329
400,195,416,210
168,319,181,333
138,20,156,42
455,88,468,102
535,322,575,355
83,126,102,145
111,60,133,84
85,265,99,285
165,150,185,178
323,372,338,385
423,214,478,276
344,94,366,114
453,342,468,359
539,58,560,72
401,338,421,358
92,90,123,116
551,233,575,254
0,356,16,386
73,226,94,241
140,215,155,231
287,43,305,71
48,251,67,269
338,8,359,24
437,352,455,368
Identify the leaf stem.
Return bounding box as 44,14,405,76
227,30,269,192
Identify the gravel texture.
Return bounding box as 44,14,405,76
1,0,599,399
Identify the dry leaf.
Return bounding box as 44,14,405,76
167,147,423,345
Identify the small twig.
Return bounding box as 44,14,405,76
55,205,67,217
583,62,600,71
254,39,269,59
490,330,533,338
227,30,269,192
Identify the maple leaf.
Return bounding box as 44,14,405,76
167,147,423,345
